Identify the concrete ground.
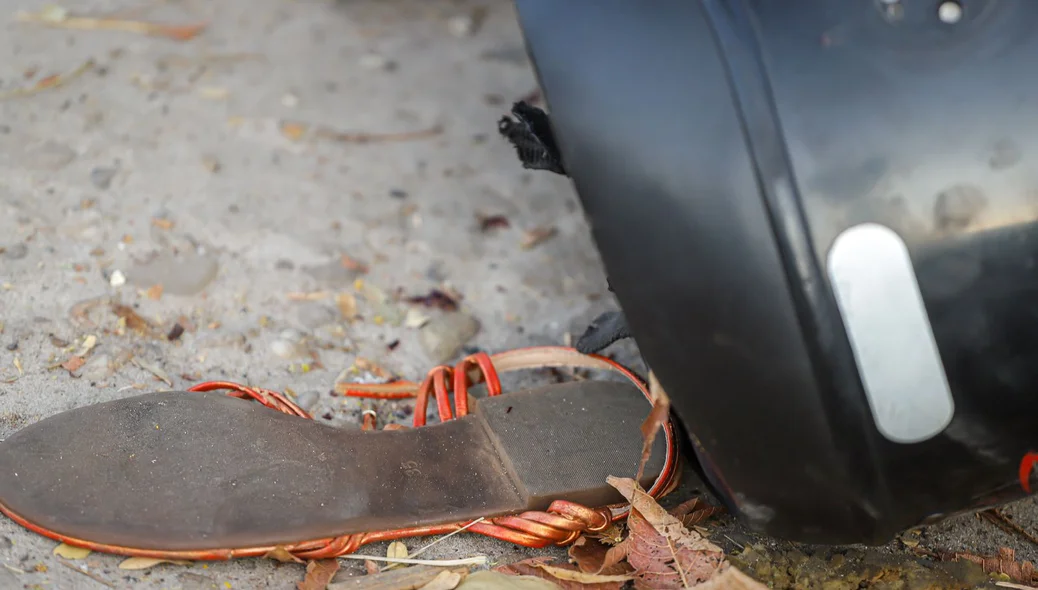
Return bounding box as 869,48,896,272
0,0,1035,588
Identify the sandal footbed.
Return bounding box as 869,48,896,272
0,380,664,550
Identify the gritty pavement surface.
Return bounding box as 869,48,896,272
0,1,1036,589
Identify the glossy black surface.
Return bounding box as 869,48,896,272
514,0,1038,544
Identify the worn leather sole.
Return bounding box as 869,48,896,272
0,348,675,559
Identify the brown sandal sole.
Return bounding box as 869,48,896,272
0,346,677,560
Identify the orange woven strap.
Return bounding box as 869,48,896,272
13,346,676,561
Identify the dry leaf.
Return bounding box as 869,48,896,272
298,559,341,590
418,570,464,590
341,254,369,273
53,543,91,559
567,536,630,575
329,565,468,589
384,541,409,571
111,303,154,335
496,557,622,590
945,547,1037,584
264,546,304,563
61,356,86,373
638,371,671,480
669,497,725,528
534,563,632,584
144,284,164,300
118,557,190,570
76,334,98,356
608,477,725,589
336,293,359,320
519,226,557,250
692,566,768,590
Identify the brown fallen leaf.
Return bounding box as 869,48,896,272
496,557,623,590
669,497,725,528
328,565,468,589
111,303,155,336
341,254,370,273
691,565,768,590
943,547,1037,584
61,356,86,373
16,8,206,40
418,570,464,590
298,559,341,590
608,477,725,589
520,226,557,250
567,536,630,575
406,289,460,312
264,546,304,563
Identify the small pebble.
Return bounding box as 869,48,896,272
90,167,117,190
5,342,16,351
109,269,126,287
420,313,480,363
389,189,408,199
25,140,76,170
447,13,476,37
2,243,28,260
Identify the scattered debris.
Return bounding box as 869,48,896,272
314,123,443,145
167,323,185,341
384,541,408,571
327,565,468,590
132,357,173,387
0,59,95,100
298,560,340,590
264,546,303,564
53,543,91,559
406,289,460,312
118,556,190,570
60,355,86,374
496,557,623,589
340,254,369,274
109,269,127,287
15,6,207,41
944,547,1036,584
90,167,117,190
477,213,510,232
404,308,431,329
112,303,155,336
56,558,115,588
420,313,480,363
520,226,558,250
336,293,359,320
608,476,726,588
981,509,1038,547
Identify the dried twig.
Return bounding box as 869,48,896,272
314,124,443,144
981,509,1038,547
56,558,115,589
15,9,206,41
340,555,486,567
0,60,94,101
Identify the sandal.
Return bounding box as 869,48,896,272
0,346,678,561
